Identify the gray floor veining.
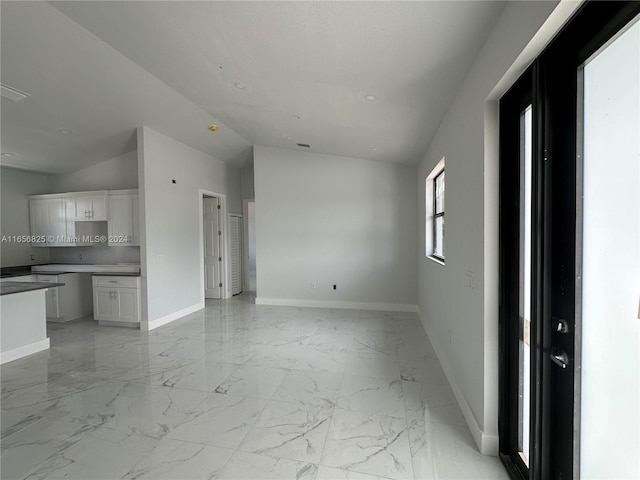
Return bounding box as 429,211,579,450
1,293,508,479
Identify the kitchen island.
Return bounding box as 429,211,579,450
0,281,63,364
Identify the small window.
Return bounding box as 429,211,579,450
425,158,445,263
433,170,445,259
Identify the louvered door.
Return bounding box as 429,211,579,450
229,214,243,295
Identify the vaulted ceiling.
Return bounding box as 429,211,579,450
1,1,505,174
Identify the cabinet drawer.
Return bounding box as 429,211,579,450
92,275,140,288
36,274,59,282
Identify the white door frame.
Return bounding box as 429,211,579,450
198,190,231,301
242,198,255,293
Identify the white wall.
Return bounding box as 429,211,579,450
416,0,562,454
49,245,140,265
0,168,51,267
254,146,417,310
137,126,242,329
47,150,138,193
580,20,639,479
241,159,255,200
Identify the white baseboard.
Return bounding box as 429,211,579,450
417,308,499,456
255,297,417,313
0,338,50,365
143,302,204,331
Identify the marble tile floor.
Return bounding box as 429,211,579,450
1,293,509,480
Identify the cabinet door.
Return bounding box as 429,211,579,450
36,274,62,318
93,287,114,321
90,194,107,220
45,288,61,318
64,199,76,245
73,194,107,221
48,199,65,237
108,195,134,245
29,199,49,246
30,198,73,246
47,198,68,246
114,289,139,323
72,196,92,221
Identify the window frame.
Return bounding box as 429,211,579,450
432,168,445,261
425,158,445,264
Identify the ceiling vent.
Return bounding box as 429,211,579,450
1,83,31,102
297,143,311,148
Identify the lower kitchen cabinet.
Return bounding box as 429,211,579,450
92,275,140,326
35,273,93,322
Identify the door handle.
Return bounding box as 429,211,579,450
550,349,569,369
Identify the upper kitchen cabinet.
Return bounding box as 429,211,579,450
28,194,76,247
70,192,107,221
107,190,140,246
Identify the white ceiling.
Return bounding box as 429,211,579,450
1,1,505,175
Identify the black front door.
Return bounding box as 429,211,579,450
498,3,640,479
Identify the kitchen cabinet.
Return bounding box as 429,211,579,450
28,195,76,246
92,275,140,326
71,192,107,221
107,191,140,246
35,273,93,322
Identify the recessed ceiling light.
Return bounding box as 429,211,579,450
297,143,311,148
1,152,16,157
364,94,377,101
234,83,246,90
369,146,378,151
208,125,219,132
58,129,72,134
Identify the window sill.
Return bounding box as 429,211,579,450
427,255,445,266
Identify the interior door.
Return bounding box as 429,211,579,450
203,197,222,298
229,214,243,295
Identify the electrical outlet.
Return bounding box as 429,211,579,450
156,254,164,263
311,282,316,289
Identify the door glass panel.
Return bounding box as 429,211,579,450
579,18,639,479
518,105,533,466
